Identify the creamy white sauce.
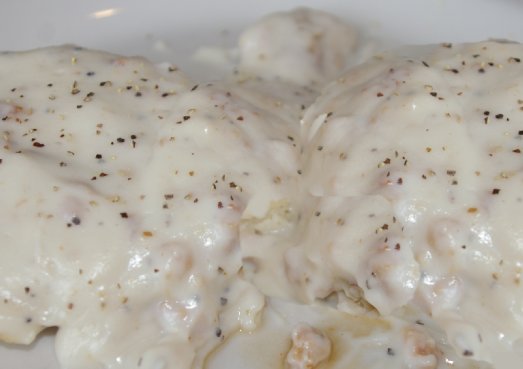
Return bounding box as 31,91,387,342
1,7,523,369
0,45,300,368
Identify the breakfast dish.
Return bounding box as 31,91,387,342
1,7,523,369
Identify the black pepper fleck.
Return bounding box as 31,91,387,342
387,348,395,356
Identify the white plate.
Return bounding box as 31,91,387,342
2,0,523,78
1,0,522,368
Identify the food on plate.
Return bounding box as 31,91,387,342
238,7,358,85
1,7,523,369
0,43,303,368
